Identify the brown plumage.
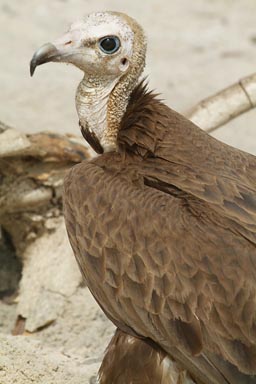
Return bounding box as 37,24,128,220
99,328,194,384
30,11,256,384
64,82,256,383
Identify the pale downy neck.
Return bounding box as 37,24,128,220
76,73,139,152
76,76,118,152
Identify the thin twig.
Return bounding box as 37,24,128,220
186,73,256,133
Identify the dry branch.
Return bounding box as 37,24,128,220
186,72,256,132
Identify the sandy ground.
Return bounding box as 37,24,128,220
0,0,256,382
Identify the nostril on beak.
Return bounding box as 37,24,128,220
64,41,72,45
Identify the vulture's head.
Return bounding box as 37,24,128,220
31,12,147,152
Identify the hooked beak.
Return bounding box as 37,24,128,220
30,30,78,77
30,43,60,76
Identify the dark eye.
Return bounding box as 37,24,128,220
99,36,120,54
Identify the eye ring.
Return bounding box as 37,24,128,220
99,36,120,54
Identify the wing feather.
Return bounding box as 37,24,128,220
64,90,256,383
64,158,256,383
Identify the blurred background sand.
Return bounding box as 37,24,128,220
1,0,256,153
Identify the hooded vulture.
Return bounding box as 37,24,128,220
30,11,256,384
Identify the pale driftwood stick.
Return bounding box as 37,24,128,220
186,73,256,132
